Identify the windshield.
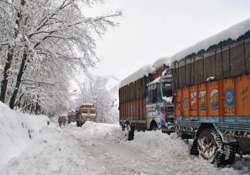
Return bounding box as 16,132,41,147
146,80,173,105
146,83,161,104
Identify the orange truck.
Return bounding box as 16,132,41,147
172,33,250,165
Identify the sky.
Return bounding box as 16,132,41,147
87,0,250,84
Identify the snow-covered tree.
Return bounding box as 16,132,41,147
73,74,119,123
0,0,121,114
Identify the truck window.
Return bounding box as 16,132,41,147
167,106,174,114
146,83,162,104
162,82,172,97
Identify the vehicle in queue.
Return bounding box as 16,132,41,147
76,103,97,127
119,19,250,166
119,64,174,132
172,22,250,166
68,111,77,123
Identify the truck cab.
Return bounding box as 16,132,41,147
145,72,174,130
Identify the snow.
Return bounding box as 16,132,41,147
152,57,171,69
171,18,250,62
108,85,120,124
147,77,161,86
0,102,50,170
127,132,250,175
82,102,95,106
1,117,249,175
119,57,171,88
120,64,154,88
69,121,123,143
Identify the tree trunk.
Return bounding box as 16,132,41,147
0,47,14,103
9,49,28,109
0,1,25,103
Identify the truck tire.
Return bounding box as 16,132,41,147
223,144,236,165
76,121,82,127
197,128,222,164
128,125,135,141
150,121,158,131
196,128,235,166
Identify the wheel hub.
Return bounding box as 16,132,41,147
198,135,218,160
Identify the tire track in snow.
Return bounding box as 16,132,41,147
1,123,249,175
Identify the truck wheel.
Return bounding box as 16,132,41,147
176,127,183,138
76,121,82,127
150,121,158,131
196,128,236,166
128,125,135,141
197,128,224,164
223,144,236,165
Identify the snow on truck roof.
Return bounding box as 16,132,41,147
82,103,94,106
120,18,250,88
146,77,161,86
171,18,250,62
119,57,171,88
119,64,154,88
152,57,171,69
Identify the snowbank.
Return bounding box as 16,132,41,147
81,121,121,138
68,121,123,142
0,102,50,169
1,121,249,174
126,131,246,175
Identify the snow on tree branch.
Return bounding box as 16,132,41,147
0,0,121,115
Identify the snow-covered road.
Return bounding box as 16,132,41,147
2,122,250,175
